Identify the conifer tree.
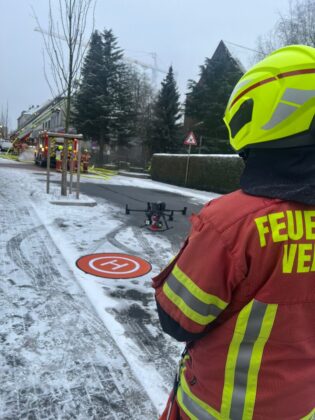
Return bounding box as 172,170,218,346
150,66,182,154
73,31,104,140
73,29,134,164
100,29,133,150
185,43,243,153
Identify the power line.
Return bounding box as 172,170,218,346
224,40,264,55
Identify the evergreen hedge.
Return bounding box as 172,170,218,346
151,154,245,194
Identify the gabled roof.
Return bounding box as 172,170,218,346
211,40,246,73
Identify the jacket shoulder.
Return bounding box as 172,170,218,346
199,190,279,233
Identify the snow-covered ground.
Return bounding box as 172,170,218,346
0,159,219,419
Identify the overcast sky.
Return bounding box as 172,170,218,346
0,0,290,129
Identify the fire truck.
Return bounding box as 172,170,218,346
34,133,78,168
34,132,90,172
35,134,59,167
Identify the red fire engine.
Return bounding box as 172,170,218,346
34,132,88,171
34,133,63,167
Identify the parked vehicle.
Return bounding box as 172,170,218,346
0,139,13,152
34,136,62,167
34,135,80,169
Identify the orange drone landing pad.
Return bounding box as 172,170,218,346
76,253,152,279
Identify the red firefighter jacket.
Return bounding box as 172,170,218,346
153,190,315,420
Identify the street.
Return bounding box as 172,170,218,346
0,159,217,419
78,181,203,253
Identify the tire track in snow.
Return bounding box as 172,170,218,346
103,224,181,388
1,196,158,419
104,223,168,271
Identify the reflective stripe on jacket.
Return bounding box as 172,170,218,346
153,190,315,420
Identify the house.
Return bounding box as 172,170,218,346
184,40,245,153
13,96,75,146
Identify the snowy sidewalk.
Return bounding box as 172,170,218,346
0,167,159,419
0,161,218,419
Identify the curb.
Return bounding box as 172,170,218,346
50,200,97,207
118,170,151,179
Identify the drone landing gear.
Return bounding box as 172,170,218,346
126,201,187,232
145,212,172,232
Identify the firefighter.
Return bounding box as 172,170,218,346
72,141,78,171
153,45,315,420
55,145,63,172
81,149,90,173
68,145,74,172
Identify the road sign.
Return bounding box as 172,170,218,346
76,253,152,279
184,131,197,146
184,131,197,186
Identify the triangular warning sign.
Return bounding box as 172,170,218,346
184,131,197,146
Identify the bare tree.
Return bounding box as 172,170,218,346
255,0,315,60
34,0,95,195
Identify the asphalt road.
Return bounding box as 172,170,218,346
79,181,203,247
0,160,205,249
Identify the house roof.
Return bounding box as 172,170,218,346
211,40,246,73
14,96,65,139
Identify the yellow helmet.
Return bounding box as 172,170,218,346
58,145,63,150
224,45,315,151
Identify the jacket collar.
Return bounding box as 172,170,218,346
240,146,315,205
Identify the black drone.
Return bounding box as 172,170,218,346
125,201,187,231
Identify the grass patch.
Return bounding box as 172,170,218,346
0,153,19,161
